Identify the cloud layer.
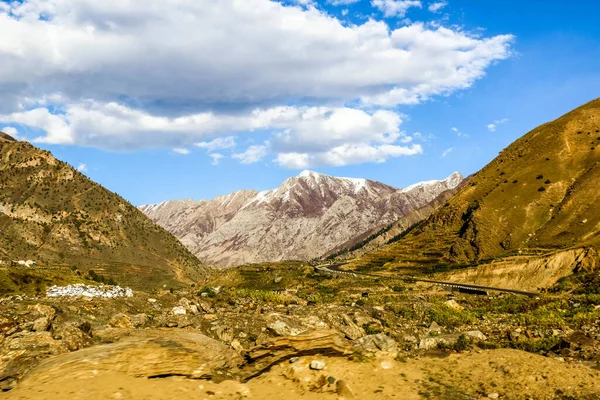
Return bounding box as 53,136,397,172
0,0,514,167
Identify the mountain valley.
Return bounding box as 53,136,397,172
1,100,600,399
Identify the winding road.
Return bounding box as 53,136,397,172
316,264,539,297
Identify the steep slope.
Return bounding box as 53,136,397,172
140,171,464,267
327,178,469,261
0,134,205,288
351,98,600,272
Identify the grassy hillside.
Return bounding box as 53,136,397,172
0,135,206,289
350,98,600,272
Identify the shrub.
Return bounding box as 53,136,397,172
538,186,546,192
197,286,217,298
536,174,544,180
544,179,551,184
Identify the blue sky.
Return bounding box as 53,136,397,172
1,0,599,205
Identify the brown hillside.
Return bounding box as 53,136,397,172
0,132,16,142
351,98,600,272
0,136,206,289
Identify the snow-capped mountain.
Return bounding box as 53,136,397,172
139,171,464,267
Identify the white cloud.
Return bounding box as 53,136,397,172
209,153,224,166
0,0,514,168
1,126,19,140
76,163,88,172
441,147,453,157
487,118,508,132
428,1,447,13
172,148,190,155
329,0,360,5
0,0,513,114
371,0,422,17
194,137,237,152
233,144,269,165
413,131,435,141
276,143,422,168
1,101,420,167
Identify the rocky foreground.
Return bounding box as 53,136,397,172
2,264,600,399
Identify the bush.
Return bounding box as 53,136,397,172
536,174,544,180
197,286,217,298
426,304,477,328
538,186,546,192
544,179,551,184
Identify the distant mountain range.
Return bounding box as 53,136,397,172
140,170,464,267
0,133,205,289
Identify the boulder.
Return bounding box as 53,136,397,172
310,360,326,370
52,323,94,352
109,313,133,329
444,299,464,311
172,306,187,316
267,317,306,337
419,331,487,350
32,318,50,332
352,334,398,358
131,313,149,328
336,314,365,340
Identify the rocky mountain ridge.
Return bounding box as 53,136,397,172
140,170,464,267
0,133,205,290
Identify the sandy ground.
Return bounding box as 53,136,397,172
5,349,600,400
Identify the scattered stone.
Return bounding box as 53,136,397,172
352,334,398,358
32,317,50,332
267,319,306,337
488,393,500,399
403,335,418,344
274,277,283,284
419,331,487,350
109,314,133,329
444,299,464,311
310,360,326,370
147,298,157,303
338,314,365,340
289,357,300,364
52,323,94,351
429,321,442,333
327,376,336,384
131,313,149,328
466,330,487,341
230,339,244,352
172,306,187,316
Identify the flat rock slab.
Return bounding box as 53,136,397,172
14,329,242,388
242,329,352,381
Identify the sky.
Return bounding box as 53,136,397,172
1,0,599,205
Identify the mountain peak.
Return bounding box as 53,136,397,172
297,170,325,179
401,172,464,193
